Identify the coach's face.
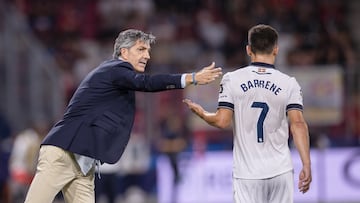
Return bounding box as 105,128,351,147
121,40,151,72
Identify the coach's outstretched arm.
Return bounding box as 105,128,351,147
288,109,312,194
184,62,222,86
183,99,232,129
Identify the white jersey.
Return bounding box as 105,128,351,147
218,62,303,179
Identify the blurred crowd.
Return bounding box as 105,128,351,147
12,0,359,135
12,0,357,94
1,0,359,202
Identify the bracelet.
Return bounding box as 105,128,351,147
192,72,197,85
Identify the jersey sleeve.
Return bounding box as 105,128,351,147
286,77,303,111
218,73,234,110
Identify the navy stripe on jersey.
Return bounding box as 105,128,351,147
218,102,234,110
286,103,303,111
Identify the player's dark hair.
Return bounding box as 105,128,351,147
248,24,278,55
113,29,156,59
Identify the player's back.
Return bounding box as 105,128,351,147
219,62,303,179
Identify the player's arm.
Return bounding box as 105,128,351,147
288,109,312,194
183,99,233,129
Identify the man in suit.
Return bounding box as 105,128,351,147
24,29,222,203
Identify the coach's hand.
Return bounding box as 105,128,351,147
186,62,222,86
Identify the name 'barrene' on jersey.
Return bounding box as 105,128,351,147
240,79,282,95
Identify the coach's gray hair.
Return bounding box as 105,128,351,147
113,29,156,59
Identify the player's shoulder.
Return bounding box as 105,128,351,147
273,69,302,89
271,67,296,80
224,65,251,77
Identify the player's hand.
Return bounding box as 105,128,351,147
183,99,205,117
195,62,222,85
298,165,312,193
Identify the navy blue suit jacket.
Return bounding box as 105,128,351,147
42,59,183,164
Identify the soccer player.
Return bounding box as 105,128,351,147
24,29,222,203
183,24,312,203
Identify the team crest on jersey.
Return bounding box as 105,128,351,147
258,67,266,73
252,67,271,75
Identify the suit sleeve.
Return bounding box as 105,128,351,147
110,65,183,92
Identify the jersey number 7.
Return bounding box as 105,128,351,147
251,102,269,143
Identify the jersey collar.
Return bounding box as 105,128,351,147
250,62,275,69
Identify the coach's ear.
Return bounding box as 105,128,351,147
120,48,129,60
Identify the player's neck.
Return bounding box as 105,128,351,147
251,54,275,65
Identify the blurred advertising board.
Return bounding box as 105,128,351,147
157,148,360,203
286,65,344,126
